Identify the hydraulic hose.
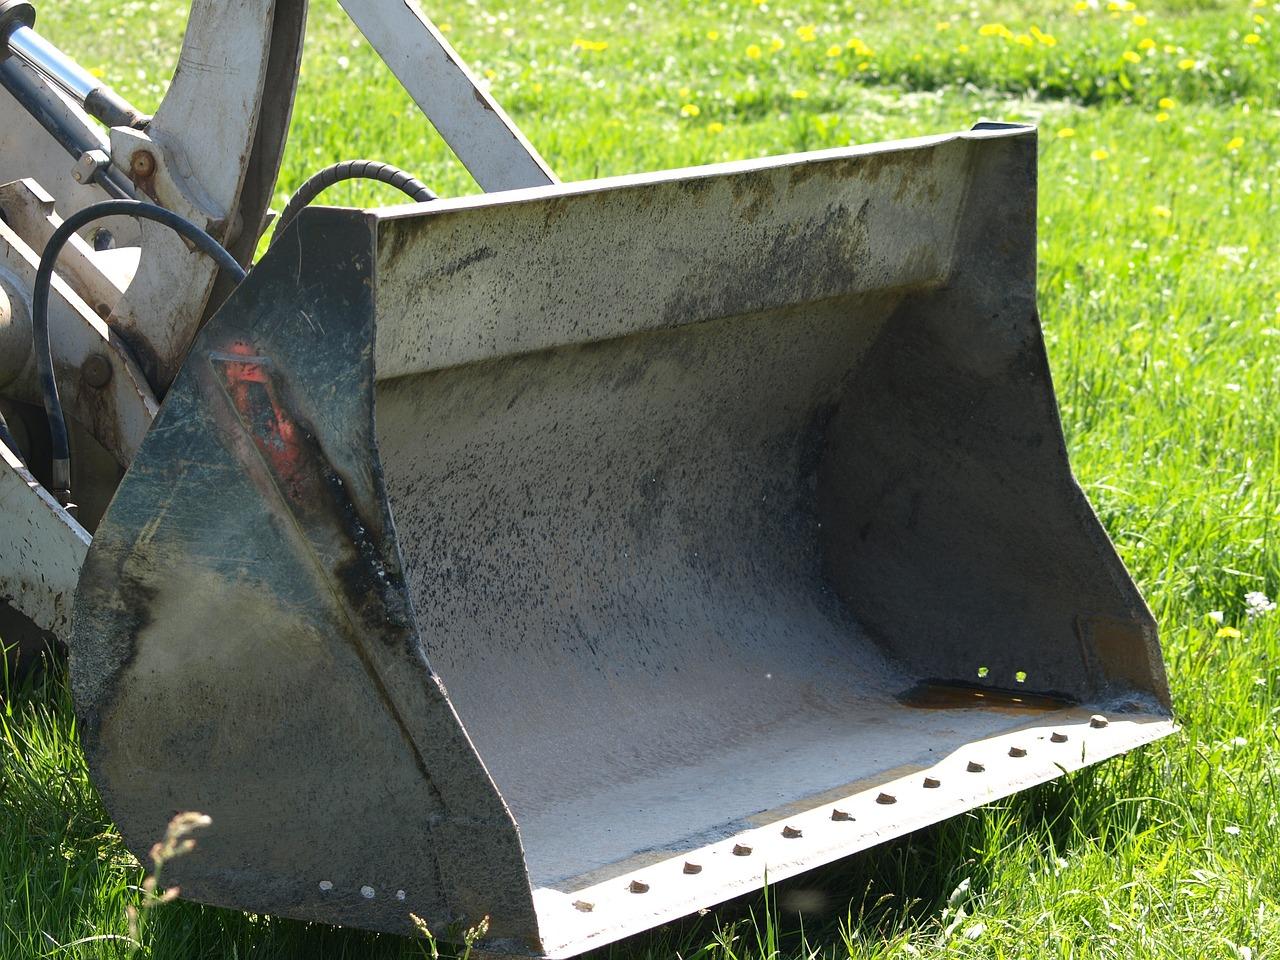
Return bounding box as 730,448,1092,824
0,408,21,463
273,160,436,242
32,200,245,508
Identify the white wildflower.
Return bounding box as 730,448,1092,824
1245,591,1276,620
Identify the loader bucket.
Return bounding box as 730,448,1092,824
72,123,1173,957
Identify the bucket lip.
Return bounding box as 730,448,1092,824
526,703,1172,959
369,122,1036,223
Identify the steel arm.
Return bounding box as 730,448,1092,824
338,0,557,191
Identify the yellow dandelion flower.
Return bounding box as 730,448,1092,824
1255,0,1268,7
1132,14,1148,26
1091,147,1109,160
706,30,720,41
532,82,543,94
573,37,609,52
746,43,763,59
484,67,497,79
957,43,971,53
797,24,817,42
1227,136,1244,150
89,66,107,78
979,23,1013,39
678,86,691,98
1031,26,1057,46
707,121,725,134
1155,111,1169,121
1074,0,1089,10
1256,14,1268,24
680,102,701,118
769,37,785,52
1057,127,1076,138
826,44,843,57
935,21,951,31
1138,37,1156,49
847,38,874,56
1177,57,1196,69
1122,50,1141,63
1217,625,1242,639
438,22,452,32
1015,33,1034,47
1158,96,1175,109
1152,204,1172,218
1244,33,1262,44
858,60,870,70
790,88,809,99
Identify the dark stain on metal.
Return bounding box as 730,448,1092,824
81,353,112,389
896,680,1076,713
210,341,411,636
441,245,497,277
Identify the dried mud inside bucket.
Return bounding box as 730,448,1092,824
374,288,1136,892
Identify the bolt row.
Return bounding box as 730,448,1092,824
574,717,1107,910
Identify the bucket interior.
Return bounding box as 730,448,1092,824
374,284,1146,892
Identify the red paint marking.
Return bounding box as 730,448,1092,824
219,339,309,502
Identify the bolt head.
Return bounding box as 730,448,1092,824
130,150,156,178
82,353,112,388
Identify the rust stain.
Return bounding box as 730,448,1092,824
896,680,1075,713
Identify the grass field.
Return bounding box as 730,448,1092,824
5,0,1280,956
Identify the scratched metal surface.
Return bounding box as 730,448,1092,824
72,124,1171,956
370,125,1169,904
72,209,540,949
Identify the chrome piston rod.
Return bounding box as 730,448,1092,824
1,0,146,129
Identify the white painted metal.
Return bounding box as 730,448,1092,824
104,0,286,389
0,178,134,316
0,214,157,466
0,440,90,639
531,709,1175,958
372,131,970,379
339,0,557,191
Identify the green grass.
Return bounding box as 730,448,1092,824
5,0,1280,956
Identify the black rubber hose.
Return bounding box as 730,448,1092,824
273,160,436,242
0,408,22,464
33,200,246,506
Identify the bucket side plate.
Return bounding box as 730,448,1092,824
71,209,540,946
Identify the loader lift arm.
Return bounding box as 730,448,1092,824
0,0,554,644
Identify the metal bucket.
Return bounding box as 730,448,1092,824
71,123,1173,957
